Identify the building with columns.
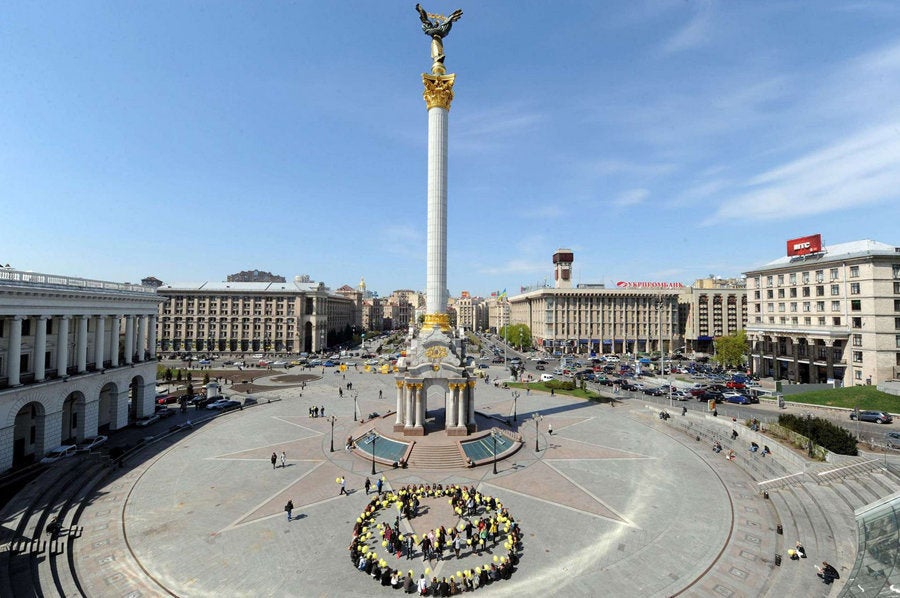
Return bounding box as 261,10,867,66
0,269,162,472
744,238,900,386
155,278,353,355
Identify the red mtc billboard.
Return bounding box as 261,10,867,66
786,234,823,257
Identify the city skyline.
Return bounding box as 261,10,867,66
3,2,900,298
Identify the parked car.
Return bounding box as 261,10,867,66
135,414,161,427
723,392,750,405
702,390,724,402
535,364,545,371
75,435,108,453
323,360,338,367
272,360,288,367
850,411,893,424
41,445,77,464
156,394,179,405
540,373,554,382
671,390,689,401
155,405,176,419
243,396,258,406
885,431,900,448
725,380,746,389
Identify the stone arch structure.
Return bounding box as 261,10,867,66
61,391,86,444
9,400,48,467
98,381,118,431
393,326,476,437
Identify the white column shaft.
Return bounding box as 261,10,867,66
395,384,404,426
457,387,466,427
76,315,88,373
108,316,119,367
148,315,157,359
34,316,48,381
426,106,449,315
94,316,105,369
124,316,134,364
137,315,147,362
7,316,23,385
415,388,424,428
56,316,70,376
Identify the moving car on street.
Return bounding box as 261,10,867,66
850,410,893,424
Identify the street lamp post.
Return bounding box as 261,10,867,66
365,430,378,475
531,413,543,452
511,391,519,423
353,391,359,422
492,429,500,474
327,415,336,452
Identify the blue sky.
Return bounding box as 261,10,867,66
3,1,900,298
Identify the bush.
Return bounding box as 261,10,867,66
545,379,575,391
778,414,858,456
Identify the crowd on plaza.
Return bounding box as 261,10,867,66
348,484,521,594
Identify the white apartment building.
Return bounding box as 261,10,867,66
156,279,353,355
744,239,900,386
0,269,162,471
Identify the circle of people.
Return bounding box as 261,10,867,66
349,483,522,594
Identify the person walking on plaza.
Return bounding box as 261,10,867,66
376,477,383,495
280,451,286,468
364,477,371,495
339,476,348,496
271,452,277,470
548,422,553,435
285,499,294,521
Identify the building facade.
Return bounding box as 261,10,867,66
682,277,748,354
156,278,353,355
745,239,900,386
0,269,162,471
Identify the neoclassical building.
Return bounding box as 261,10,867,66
155,278,354,355
0,269,162,472
745,239,900,386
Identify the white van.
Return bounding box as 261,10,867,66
540,373,555,382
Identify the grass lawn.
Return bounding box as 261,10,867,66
784,386,900,412
510,382,604,401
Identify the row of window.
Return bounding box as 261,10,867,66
758,265,900,289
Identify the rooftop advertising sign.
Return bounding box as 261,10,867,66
615,281,685,289
786,234,822,257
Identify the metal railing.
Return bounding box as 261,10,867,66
0,268,154,293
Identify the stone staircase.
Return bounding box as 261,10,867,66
405,444,468,469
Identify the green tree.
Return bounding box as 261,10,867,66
713,330,748,369
500,324,532,351
176,369,183,382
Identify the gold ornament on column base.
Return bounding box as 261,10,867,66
423,312,451,331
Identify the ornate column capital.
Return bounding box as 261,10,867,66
422,73,456,111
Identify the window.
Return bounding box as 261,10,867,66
791,317,798,326
778,289,785,299
850,283,860,295
833,301,841,311
767,303,774,312
853,334,862,347
849,265,859,278
851,300,861,311
818,317,826,326
790,288,797,298
816,270,824,283
755,316,762,323
803,302,811,312
896,317,900,330
754,290,761,299
802,272,810,284
790,303,797,312
852,317,862,328
852,351,863,363
777,274,784,285
897,353,900,366
21,319,31,336
804,317,811,325
894,282,900,294
816,301,825,312
830,268,839,280
893,264,900,279
778,303,786,312
767,289,774,299
855,370,862,380
754,304,761,312
780,317,787,324
896,335,900,349
833,317,842,326
802,287,811,297
830,284,840,296
755,276,761,288
766,275,774,287
816,286,825,297
769,317,775,324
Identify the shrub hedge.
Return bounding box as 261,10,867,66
778,414,858,456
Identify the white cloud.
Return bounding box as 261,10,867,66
661,2,714,54
704,122,900,224
613,188,650,207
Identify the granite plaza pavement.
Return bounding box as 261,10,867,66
62,364,865,597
